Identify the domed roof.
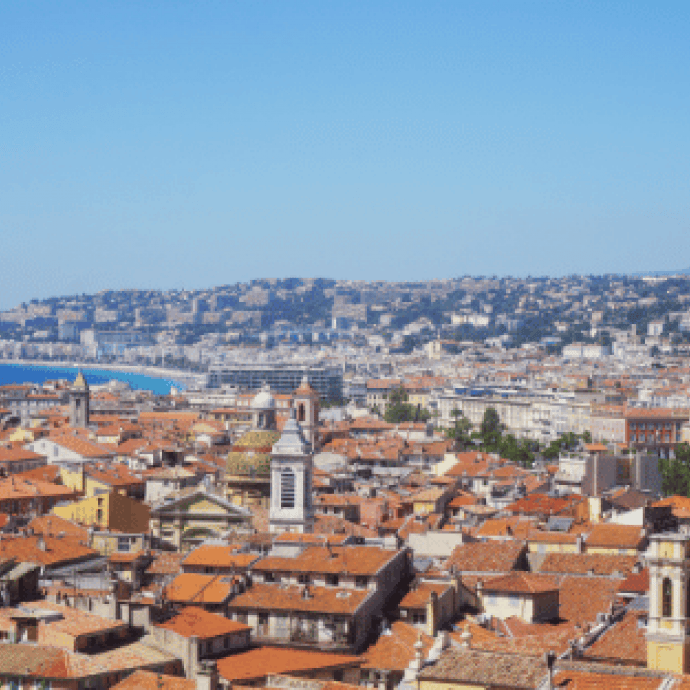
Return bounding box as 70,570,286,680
73,371,89,390
226,429,281,477
251,384,275,410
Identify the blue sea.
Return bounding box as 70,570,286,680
0,362,183,395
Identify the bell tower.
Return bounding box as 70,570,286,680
269,407,314,534
293,375,320,451
69,371,90,428
647,532,690,673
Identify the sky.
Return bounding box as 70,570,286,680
2,1,690,309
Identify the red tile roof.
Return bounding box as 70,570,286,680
253,545,398,577
156,607,250,639
228,584,371,615
217,647,362,682
444,541,526,574
361,621,434,672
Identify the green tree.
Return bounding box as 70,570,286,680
480,407,502,449
384,386,431,424
659,455,690,497
446,408,473,450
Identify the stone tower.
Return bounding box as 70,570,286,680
647,531,690,673
69,371,90,428
269,407,314,534
293,375,320,450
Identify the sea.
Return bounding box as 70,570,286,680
0,362,183,395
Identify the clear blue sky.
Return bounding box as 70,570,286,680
2,1,690,309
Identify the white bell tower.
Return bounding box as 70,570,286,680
269,408,314,534
293,375,320,450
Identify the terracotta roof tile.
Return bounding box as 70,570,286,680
253,545,398,577
163,573,234,604
229,584,371,615
111,671,195,690
418,647,548,689
481,572,559,594
585,524,646,550
582,610,647,665
361,621,434,672
156,607,250,639
181,546,258,570
444,541,526,574
217,647,362,682
538,553,637,577
558,576,620,625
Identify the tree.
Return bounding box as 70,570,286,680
481,407,501,437
480,407,502,449
659,456,690,497
446,408,473,451
384,386,431,424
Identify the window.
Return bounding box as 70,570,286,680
280,469,296,509
411,612,426,625
117,537,131,552
265,572,276,583
630,422,636,430
326,574,339,586
298,574,311,585
355,576,368,589
663,578,673,618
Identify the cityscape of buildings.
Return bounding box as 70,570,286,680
1,274,690,688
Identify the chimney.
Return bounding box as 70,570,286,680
544,650,556,689
459,623,471,648
426,591,439,637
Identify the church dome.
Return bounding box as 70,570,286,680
226,429,281,477
251,385,275,410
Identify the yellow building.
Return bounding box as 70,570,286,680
150,488,251,552
52,491,150,533
647,532,690,673
59,465,145,500
526,532,581,555
90,531,149,557
412,488,452,516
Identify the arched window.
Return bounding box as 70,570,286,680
298,404,306,423
280,469,296,509
662,577,673,618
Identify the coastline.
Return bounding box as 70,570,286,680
0,359,205,389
